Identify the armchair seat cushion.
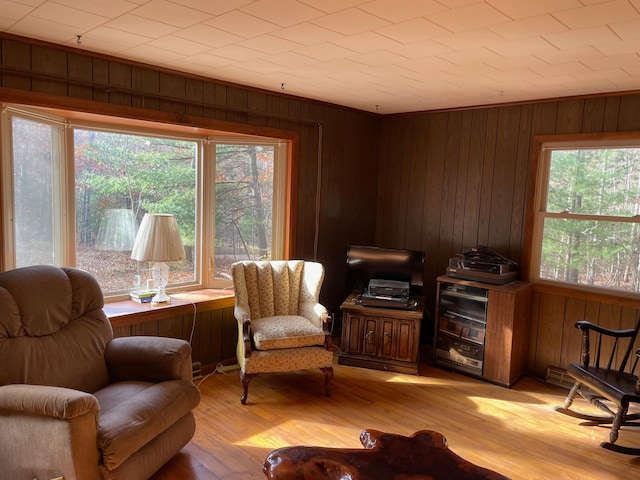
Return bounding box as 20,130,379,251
95,380,200,471
252,315,326,350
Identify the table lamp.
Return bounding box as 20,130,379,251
131,213,185,304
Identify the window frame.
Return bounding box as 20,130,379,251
0,102,294,300
529,132,640,298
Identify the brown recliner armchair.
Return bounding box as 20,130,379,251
0,265,200,480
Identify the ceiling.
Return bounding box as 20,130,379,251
2,0,640,114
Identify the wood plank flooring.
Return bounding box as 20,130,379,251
151,360,640,479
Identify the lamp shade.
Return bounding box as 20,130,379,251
131,213,186,262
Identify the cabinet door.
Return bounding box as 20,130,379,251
363,317,378,355
378,317,395,358
393,318,416,362
342,313,365,355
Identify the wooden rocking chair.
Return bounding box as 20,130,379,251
555,319,640,454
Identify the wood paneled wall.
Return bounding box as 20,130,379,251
111,306,237,369
377,95,640,377
0,33,380,315
4,33,640,380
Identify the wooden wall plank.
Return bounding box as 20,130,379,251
67,52,93,100
31,45,67,95
461,109,488,250
132,67,159,110
1,39,31,89
531,293,565,377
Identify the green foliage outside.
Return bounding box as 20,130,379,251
541,148,640,292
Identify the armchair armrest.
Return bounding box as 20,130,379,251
106,336,193,383
0,384,98,419
0,385,101,480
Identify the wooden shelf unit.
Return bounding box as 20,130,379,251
434,276,532,387
339,291,423,375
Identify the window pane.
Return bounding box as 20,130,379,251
548,149,640,216
12,117,56,267
74,129,197,293
214,144,274,280
540,217,640,292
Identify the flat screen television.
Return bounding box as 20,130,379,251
346,245,425,296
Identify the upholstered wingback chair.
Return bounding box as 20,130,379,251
0,265,200,480
231,260,334,404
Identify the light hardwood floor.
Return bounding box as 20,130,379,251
151,359,640,479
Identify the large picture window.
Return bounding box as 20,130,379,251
531,136,640,294
1,105,289,298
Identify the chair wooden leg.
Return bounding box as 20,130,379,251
564,380,582,409
321,366,333,397
240,371,254,405
610,405,628,444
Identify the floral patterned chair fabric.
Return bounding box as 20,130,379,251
231,260,334,404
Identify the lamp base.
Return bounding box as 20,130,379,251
151,261,171,304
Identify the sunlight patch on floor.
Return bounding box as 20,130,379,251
232,420,361,449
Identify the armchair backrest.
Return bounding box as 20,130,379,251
0,265,112,393
231,260,324,321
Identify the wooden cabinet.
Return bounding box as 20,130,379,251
434,276,532,387
339,292,423,374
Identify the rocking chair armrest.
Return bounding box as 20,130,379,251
575,320,637,338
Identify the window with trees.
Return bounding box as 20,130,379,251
1,105,288,297
531,136,640,295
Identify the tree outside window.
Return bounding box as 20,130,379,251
535,143,640,293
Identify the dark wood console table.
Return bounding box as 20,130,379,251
339,291,423,374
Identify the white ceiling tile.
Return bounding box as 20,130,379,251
147,35,213,55
528,61,592,77
298,0,370,14
204,10,280,38
271,22,344,45
488,15,568,41
130,0,212,28
29,2,107,29
330,31,401,54
0,0,33,28
346,50,412,67
487,37,557,58
535,46,604,65
609,18,640,40
385,40,455,59
236,34,303,54
375,18,449,44
5,0,44,7
82,26,151,50
294,42,359,61
543,25,619,50
266,51,319,68
49,0,136,18
440,46,503,65
433,28,504,50
593,39,640,56
426,3,511,33
239,0,324,27
359,0,447,23
209,44,263,62
175,24,244,48
583,53,640,70
552,0,639,30
169,0,254,16
105,14,180,38
311,7,391,35
487,0,583,20
5,0,640,113
8,16,79,43
172,52,237,69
